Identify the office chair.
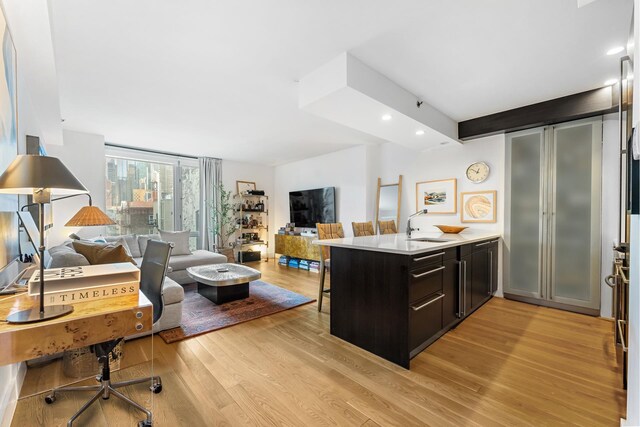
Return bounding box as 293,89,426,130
45,240,173,427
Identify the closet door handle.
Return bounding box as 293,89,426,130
412,266,445,278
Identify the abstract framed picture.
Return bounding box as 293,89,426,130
0,5,17,212
415,178,457,214
461,190,497,223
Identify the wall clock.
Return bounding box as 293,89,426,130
466,161,490,183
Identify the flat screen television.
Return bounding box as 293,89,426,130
289,187,336,228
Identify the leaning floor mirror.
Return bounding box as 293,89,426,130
375,175,402,234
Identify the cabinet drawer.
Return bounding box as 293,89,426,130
409,292,444,351
409,263,445,303
410,247,456,269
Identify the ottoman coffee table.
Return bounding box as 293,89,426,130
186,263,261,304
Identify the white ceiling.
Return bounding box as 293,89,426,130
49,0,632,165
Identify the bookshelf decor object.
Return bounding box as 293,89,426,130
235,189,269,263
28,262,141,305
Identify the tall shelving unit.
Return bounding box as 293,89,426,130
235,194,269,263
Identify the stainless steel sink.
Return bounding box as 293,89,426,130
407,237,454,243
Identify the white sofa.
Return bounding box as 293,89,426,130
48,234,227,332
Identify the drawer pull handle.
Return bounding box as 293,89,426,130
490,239,500,243
135,323,143,331
412,265,445,278
135,311,143,319
411,293,445,311
413,252,445,262
475,241,492,247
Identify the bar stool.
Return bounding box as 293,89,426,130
315,222,344,312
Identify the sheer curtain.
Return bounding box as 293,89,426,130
198,157,222,251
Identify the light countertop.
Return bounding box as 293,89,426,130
313,231,501,255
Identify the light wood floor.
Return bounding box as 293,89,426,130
13,261,626,426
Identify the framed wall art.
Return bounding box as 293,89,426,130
236,180,256,194
461,190,497,223
415,178,457,214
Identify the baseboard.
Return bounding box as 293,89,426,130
0,362,27,427
504,293,600,316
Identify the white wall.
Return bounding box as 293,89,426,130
45,130,106,246
2,0,63,146
375,135,505,234
274,145,370,238
222,159,275,257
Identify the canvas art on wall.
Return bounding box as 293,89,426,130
0,6,17,212
416,178,457,214
461,190,497,223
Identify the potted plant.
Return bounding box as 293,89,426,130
211,183,238,262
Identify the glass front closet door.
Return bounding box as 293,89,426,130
548,119,601,310
505,128,545,298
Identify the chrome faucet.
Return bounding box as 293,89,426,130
406,209,428,238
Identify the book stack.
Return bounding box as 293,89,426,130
288,258,299,269
29,262,141,305
278,255,289,266
309,261,321,273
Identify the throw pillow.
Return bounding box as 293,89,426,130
72,241,137,266
105,234,141,258
48,244,90,268
137,234,160,256
158,230,191,256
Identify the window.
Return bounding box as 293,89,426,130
105,147,200,250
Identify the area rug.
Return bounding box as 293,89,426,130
158,280,315,343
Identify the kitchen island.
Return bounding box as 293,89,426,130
315,231,501,368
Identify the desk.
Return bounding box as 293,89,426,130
0,291,152,366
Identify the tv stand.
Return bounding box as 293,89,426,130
274,234,322,262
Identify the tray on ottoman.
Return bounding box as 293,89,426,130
186,263,261,304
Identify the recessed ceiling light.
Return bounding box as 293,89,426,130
416,130,425,136
604,78,619,86
607,46,625,55
381,114,392,121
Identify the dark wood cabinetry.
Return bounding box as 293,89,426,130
458,239,500,317
471,245,490,309
442,257,458,328
330,238,500,369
